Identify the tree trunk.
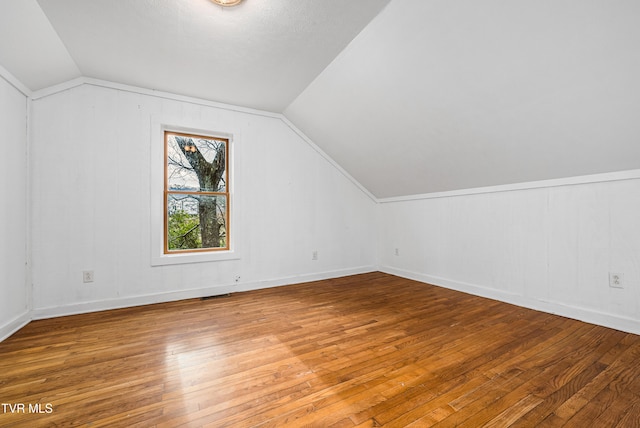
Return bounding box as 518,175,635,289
175,136,226,248
199,197,220,247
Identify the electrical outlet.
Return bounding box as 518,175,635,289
609,272,624,289
83,270,94,283
312,251,318,260
235,276,241,283
394,248,399,256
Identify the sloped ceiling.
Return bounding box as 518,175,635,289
0,0,80,89
285,0,640,198
1,0,639,198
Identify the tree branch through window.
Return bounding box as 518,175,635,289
164,131,229,253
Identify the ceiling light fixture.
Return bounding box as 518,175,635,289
210,0,243,6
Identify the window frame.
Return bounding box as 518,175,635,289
164,130,230,254
150,118,240,266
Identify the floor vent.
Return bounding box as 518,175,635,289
201,293,232,300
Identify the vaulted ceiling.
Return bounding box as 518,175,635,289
2,0,639,198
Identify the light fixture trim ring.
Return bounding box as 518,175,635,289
211,0,243,6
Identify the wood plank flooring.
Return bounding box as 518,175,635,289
1,272,640,427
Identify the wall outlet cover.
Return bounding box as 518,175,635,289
609,272,624,289
83,271,94,283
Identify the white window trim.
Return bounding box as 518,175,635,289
150,116,240,266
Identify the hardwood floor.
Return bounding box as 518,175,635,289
1,272,640,427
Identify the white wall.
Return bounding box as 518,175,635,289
9,75,640,340
30,83,376,317
0,74,29,340
379,176,640,334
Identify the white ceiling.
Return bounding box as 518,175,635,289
1,0,639,198
32,0,390,112
285,0,640,197
0,0,80,89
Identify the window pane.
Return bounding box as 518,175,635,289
167,193,228,251
166,134,227,192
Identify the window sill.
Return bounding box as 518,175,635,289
151,250,240,266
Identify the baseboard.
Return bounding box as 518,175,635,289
380,266,640,336
32,266,376,320
0,310,32,342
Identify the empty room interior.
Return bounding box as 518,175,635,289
1,0,640,426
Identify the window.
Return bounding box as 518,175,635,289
164,131,229,253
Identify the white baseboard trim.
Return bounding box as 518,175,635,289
380,266,640,336
0,311,32,342
32,266,376,320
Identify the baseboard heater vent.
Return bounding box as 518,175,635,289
201,293,232,300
